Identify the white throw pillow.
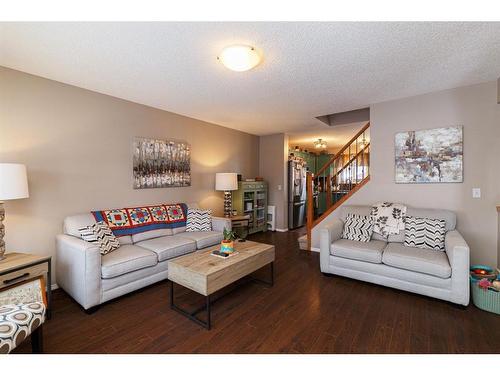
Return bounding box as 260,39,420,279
185,208,212,232
79,221,121,255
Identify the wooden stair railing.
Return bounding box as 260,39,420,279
306,121,371,251
331,142,370,185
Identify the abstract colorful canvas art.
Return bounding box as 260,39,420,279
133,137,191,189
395,126,463,183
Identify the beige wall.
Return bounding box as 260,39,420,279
259,133,288,230
313,81,500,267
0,67,259,284
497,78,499,104
498,209,500,270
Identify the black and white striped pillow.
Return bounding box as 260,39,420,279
341,213,374,242
404,216,446,251
185,208,212,232
79,221,120,255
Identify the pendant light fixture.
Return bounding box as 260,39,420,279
314,139,327,149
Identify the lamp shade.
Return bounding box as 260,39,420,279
0,163,29,200
215,173,238,191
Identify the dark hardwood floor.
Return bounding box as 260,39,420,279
15,229,500,354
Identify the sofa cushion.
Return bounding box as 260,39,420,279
382,242,451,279
101,245,158,279
176,231,223,249
134,236,196,262
131,228,173,243
172,226,187,234
64,213,96,237
331,239,386,264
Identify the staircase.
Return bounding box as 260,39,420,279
304,121,371,250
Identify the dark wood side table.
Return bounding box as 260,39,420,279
0,252,52,319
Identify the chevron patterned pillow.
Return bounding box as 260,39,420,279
185,208,212,232
341,213,374,242
404,216,446,251
79,221,121,255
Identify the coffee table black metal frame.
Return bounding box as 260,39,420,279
169,261,274,330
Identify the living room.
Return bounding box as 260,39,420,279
1,1,500,372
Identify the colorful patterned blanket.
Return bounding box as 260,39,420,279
92,203,187,237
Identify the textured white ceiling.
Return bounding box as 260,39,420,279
1,22,499,135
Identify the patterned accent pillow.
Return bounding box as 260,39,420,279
404,216,446,251
79,221,121,255
342,213,374,242
185,209,212,232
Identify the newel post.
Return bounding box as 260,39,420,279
306,172,313,251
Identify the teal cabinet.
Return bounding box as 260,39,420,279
316,154,333,175
232,181,268,234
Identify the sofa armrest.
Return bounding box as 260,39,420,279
212,216,231,232
319,218,344,272
56,234,102,310
445,230,470,305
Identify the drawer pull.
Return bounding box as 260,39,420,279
3,272,30,285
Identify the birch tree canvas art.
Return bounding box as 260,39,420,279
133,137,191,189
395,126,463,183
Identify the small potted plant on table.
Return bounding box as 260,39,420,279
221,228,237,254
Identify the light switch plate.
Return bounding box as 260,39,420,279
472,188,481,198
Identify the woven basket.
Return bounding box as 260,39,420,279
470,278,500,315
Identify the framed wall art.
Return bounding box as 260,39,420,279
133,137,191,189
395,126,463,183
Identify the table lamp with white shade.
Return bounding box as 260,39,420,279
215,173,238,217
0,163,29,260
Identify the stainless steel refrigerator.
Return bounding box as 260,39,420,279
288,159,307,229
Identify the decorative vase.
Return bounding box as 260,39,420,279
220,240,234,254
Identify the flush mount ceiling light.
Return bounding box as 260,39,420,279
314,139,327,149
218,45,262,72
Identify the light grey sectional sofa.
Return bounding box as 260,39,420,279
56,203,230,311
320,205,470,305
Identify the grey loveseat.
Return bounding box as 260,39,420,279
320,205,470,305
56,203,230,311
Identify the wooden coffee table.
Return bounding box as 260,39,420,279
167,240,275,329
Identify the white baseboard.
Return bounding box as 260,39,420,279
310,247,320,253
275,228,288,232
51,283,59,291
